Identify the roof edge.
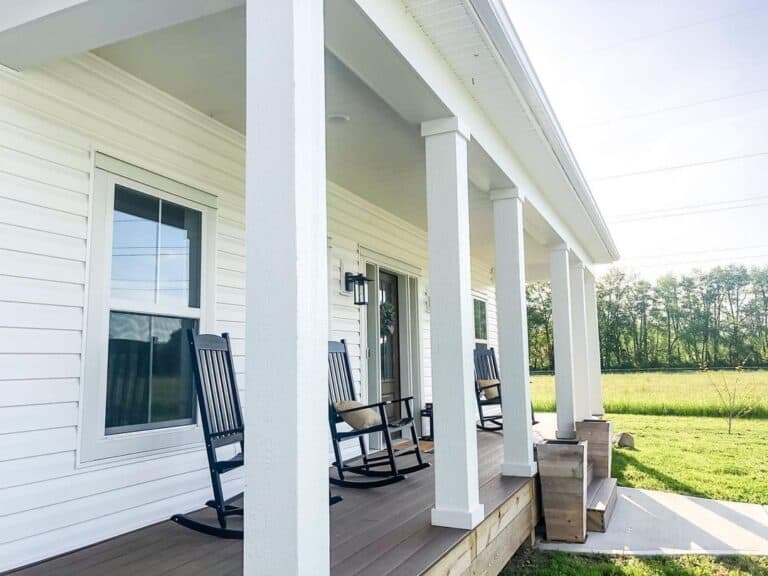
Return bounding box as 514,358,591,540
467,0,620,262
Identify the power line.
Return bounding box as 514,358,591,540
622,244,768,262
572,86,768,131
591,151,768,182
609,195,768,223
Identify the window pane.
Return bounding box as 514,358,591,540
474,299,487,340
150,316,197,423
106,312,151,429
159,201,202,308
112,186,158,303
105,312,197,434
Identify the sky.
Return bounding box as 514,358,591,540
504,0,768,279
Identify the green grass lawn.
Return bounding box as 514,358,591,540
503,548,768,576
531,370,768,418
609,414,768,504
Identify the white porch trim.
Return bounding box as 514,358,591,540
490,187,537,477
570,260,592,422
244,1,329,574
585,270,605,416
0,0,244,70
550,244,577,440
422,117,484,530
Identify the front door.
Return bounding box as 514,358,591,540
378,270,401,424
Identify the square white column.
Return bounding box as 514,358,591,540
490,188,537,477
585,270,604,416
570,261,592,422
550,244,577,439
244,2,329,575
422,117,484,530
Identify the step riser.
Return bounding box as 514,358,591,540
587,481,618,533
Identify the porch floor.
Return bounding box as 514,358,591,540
8,430,541,576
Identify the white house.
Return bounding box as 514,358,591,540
0,0,618,574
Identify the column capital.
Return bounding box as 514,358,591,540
489,187,523,203
421,116,470,141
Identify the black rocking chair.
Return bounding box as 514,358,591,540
171,331,244,539
328,340,429,488
474,347,538,431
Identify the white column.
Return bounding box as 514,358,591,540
245,2,328,575
422,117,484,530
570,261,591,422
550,244,577,439
585,270,604,416
490,188,537,477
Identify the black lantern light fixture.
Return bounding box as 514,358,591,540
345,272,372,306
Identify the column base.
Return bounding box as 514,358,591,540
555,429,577,440
431,504,485,529
501,460,538,477
592,413,605,419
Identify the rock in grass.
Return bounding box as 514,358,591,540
613,432,635,449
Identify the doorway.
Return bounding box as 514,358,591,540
364,257,422,445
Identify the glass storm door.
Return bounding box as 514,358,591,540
378,270,401,423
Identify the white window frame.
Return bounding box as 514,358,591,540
473,297,488,349
80,163,217,465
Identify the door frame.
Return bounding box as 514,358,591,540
360,247,423,446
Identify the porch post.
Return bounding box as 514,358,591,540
550,244,577,439
490,188,537,477
422,117,484,530
585,270,605,416
244,1,329,575
569,260,591,421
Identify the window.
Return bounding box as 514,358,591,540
474,298,488,350
82,161,216,463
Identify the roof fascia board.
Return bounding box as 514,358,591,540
468,0,619,261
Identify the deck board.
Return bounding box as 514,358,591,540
7,431,532,576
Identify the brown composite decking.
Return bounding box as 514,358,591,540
9,430,542,576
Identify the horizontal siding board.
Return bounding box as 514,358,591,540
0,170,88,216
0,354,81,380
0,452,76,490
0,276,84,307
0,249,85,284
0,223,86,261
0,302,82,331
0,428,77,461
0,403,78,435
0,328,82,354
0,379,79,408
0,147,89,194
0,197,87,239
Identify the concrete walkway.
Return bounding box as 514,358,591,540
539,487,768,556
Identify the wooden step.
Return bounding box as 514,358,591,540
586,477,618,533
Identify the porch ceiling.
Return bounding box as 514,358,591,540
92,3,553,273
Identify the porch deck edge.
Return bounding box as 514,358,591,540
422,477,537,575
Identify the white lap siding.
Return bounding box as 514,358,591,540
0,54,498,571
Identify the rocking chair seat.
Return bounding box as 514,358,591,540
387,417,413,429
214,453,243,473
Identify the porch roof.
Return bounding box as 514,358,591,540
0,0,618,270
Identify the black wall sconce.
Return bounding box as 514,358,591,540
345,272,372,306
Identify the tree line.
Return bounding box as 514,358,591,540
526,265,768,370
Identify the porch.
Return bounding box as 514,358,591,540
9,431,541,576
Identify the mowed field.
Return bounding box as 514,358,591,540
530,369,768,418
